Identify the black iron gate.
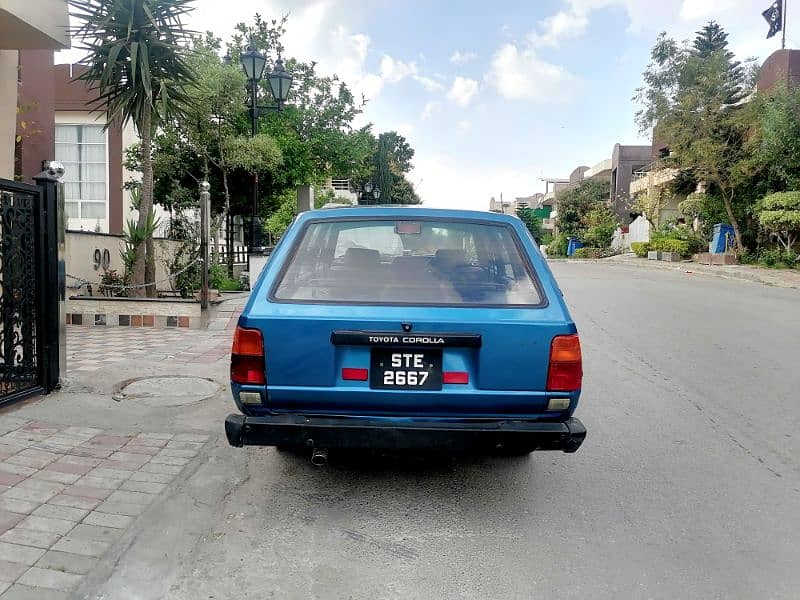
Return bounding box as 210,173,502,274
0,175,61,405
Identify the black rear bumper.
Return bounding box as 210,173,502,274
225,413,586,453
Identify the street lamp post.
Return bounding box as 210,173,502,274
239,39,293,250
357,181,382,205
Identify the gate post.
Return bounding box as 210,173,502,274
33,162,66,391
199,181,211,310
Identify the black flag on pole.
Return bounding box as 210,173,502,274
763,0,784,39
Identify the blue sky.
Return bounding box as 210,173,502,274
58,0,796,210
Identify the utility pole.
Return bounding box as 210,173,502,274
783,0,788,50
200,181,211,310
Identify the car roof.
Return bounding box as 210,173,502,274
300,205,520,224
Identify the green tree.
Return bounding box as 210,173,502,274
757,192,800,251
361,131,420,204
752,84,800,192
555,178,610,237
373,134,394,201
71,0,197,297
516,207,543,241
635,22,757,251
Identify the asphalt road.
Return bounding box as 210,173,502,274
85,262,800,600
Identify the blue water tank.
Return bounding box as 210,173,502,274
567,238,584,257
711,223,735,254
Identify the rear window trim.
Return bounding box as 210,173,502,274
267,215,549,309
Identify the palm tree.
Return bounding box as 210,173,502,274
70,0,196,296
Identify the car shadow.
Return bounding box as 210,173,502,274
276,446,534,475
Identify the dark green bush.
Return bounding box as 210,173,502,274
547,234,569,257
631,242,650,258
210,263,242,291
759,248,782,266
571,247,611,259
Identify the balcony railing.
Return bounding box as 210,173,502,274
330,179,351,191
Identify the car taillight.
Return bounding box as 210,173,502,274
546,334,582,392
231,326,265,385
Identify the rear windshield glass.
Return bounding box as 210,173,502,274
272,219,544,306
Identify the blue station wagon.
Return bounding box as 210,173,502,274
225,206,586,460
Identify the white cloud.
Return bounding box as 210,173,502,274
457,120,472,133
527,0,686,50
529,9,590,48
487,44,575,102
380,54,418,83
421,101,441,120
414,75,445,92
679,0,738,21
450,50,477,64
447,76,480,107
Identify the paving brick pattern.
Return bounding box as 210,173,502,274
0,420,208,598
66,327,230,373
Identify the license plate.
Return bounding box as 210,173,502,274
370,349,442,390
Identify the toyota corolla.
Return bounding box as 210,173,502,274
225,206,586,460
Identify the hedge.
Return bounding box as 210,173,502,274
631,242,650,258
649,238,689,255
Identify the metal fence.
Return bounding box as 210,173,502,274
0,176,62,405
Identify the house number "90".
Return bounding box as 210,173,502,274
93,248,111,271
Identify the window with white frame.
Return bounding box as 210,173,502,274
55,124,107,226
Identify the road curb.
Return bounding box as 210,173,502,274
560,257,800,290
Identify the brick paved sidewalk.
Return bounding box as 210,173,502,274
66,296,244,373
0,417,208,599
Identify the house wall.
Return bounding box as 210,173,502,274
65,231,184,294
16,50,55,182
0,50,17,179
629,216,651,243
611,144,651,224
0,0,70,49
54,65,125,234
757,49,800,93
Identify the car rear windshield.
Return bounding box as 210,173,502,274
271,218,544,306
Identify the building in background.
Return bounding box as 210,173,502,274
1,0,69,179
610,144,651,223
757,49,800,92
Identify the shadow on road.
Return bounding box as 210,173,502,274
274,446,535,475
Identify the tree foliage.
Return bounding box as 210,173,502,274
634,21,758,251
758,192,800,251
365,131,420,204
70,0,198,296
516,207,543,241
555,178,611,238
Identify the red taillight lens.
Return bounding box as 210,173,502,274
231,327,265,385
443,371,469,385
342,368,369,381
546,335,582,391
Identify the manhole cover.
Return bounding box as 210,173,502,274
120,376,220,407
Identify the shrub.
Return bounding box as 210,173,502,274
210,263,242,292
547,233,569,257
631,242,650,258
650,238,689,256
782,250,798,268
583,223,616,248
99,269,129,298
651,225,706,255
759,248,782,267
571,247,610,259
